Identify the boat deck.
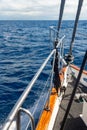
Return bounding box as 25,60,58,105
53,75,87,130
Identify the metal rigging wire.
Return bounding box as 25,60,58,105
25,71,52,130
69,0,84,55
57,0,66,39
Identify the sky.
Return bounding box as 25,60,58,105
0,0,87,20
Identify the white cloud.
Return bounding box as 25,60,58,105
0,0,86,20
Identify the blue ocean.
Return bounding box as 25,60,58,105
0,20,87,129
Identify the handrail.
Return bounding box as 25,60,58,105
2,36,66,130
59,53,67,66
50,26,59,33
50,26,65,45
56,35,65,48
2,49,56,130
18,108,35,130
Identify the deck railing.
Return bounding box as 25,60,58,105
2,32,66,130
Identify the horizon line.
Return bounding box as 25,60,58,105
0,19,87,21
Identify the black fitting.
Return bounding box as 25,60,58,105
65,54,74,64
54,39,58,49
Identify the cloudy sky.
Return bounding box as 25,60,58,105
0,0,87,20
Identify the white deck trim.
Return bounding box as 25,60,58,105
48,93,63,130
48,66,69,130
